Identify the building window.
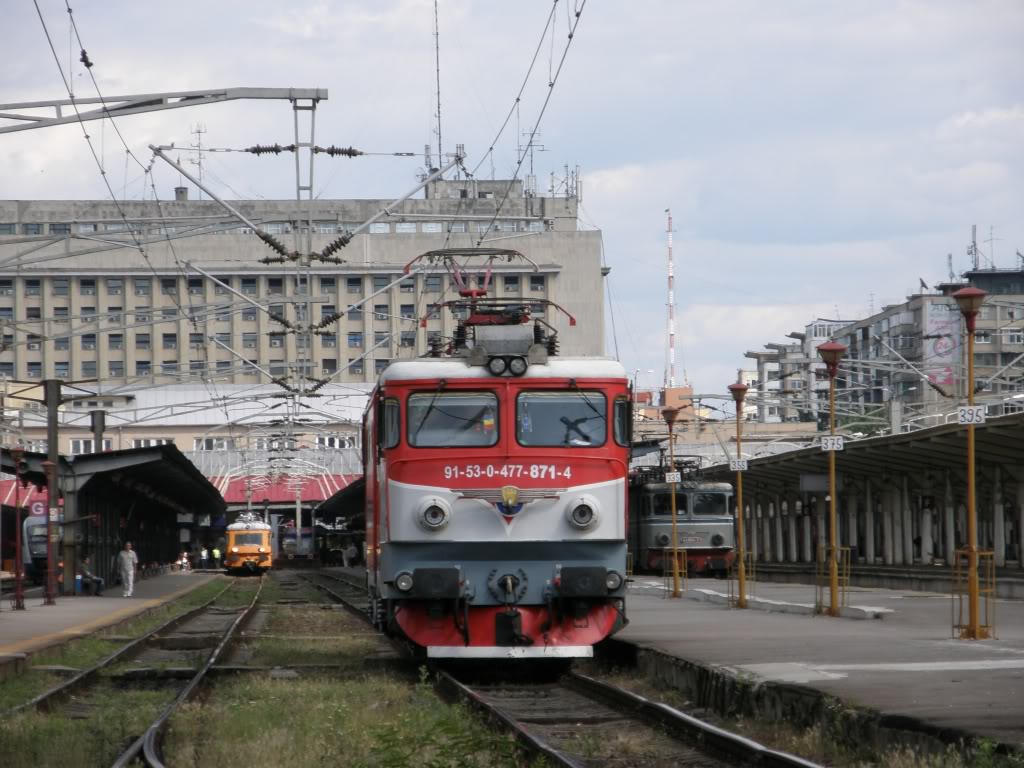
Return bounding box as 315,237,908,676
349,357,364,375
70,438,113,455
160,278,177,295
214,332,230,346
427,330,441,344
188,278,203,295
347,306,362,321
400,304,415,319
81,306,96,323
0,224,14,235
424,275,442,292
53,307,69,322
399,278,415,293
1006,330,1024,345
528,221,544,232
318,276,336,294
267,278,284,295
136,360,151,376
474,222,492,234
108,306,122,324
193,437,236,451
25,279,41,297
369,223,389,234
109,360,124,377
134,307,151,323
109,334,123,350
81,334,97,350
106,277,123,295
27,362,42,378
78,278,96,295
316,221,337,234
241,307,258,322
81,360,97,378
345,277,361,294
162,333,178,349
400,331,416,347
53,336,69,350
374,331,389,346
0,362,12,376
132,438,174,448
395,222,417,234
321,304,336,320
26,307,42,321
503,275,520,291
321,333,337,348
189,360,204,372
243,359,258,375
161,360,178,374
50,223,70,235
294,276,308,295
422,222,442,233
976,331,993,344
322,358,337,375
213,276,231,294
134,278,151,296
242,333,257,349
348,332,363,348
448,222,467,233
269,360,287,376
270,335,284,348
530,275,546,292
375,359,390,374
136,333,151,350
374,304,388,320
22,223,42,235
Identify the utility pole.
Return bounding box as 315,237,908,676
43,379,60,605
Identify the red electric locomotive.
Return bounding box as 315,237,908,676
362,250,630,659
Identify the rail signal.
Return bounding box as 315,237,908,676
821,436,844,452
957,405,986,425
729,459,748,472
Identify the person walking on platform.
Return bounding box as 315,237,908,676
200,547,209,569
212,546,221,569
118,541,139,597
80,556,105,595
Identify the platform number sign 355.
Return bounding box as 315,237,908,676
729,459,748,472
957,406,986,425
821,436,844,452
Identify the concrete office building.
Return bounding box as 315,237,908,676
0,179,605,386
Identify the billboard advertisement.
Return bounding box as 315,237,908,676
923,301,960,386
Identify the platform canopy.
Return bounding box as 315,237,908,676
211,474,359,506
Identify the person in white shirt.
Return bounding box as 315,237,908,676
117,541,139,597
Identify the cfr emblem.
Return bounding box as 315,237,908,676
497,486,524,520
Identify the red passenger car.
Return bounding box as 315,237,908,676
362,252,630,658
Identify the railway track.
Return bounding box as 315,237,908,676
110,577,263,767
438,670,820,767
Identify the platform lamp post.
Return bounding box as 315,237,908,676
41,459,57,605
817,340,847,617
953,285,989,640
727,382,749,608
663,407,683,598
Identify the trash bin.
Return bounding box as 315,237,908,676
74,574,83,595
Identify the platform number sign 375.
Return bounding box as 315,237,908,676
957,405,986,425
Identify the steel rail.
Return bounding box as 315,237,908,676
564,672,822,768
296,571,370,622
3,577,235,717
111,578,264,768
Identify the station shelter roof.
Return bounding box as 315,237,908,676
212,474,359,506
316,476,366,523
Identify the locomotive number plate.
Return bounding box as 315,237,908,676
444,464,572,481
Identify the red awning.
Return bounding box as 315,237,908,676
211,474,360,504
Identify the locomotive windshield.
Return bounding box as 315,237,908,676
516,391,607,446
647,492,688,515
692,493,729,516
231,532,264,545
407,392,499,447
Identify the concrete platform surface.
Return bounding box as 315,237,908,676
0,572,219,656
621,576,1024,747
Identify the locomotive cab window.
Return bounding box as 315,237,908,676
613,397,631,446
407,391,498,447
232,532,264,546
517,391,607,447
692,493,729,516
380,397,400,449
647,493,687,515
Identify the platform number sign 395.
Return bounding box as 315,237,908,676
729,459,748,472
957,406,986,425
821,436,844,452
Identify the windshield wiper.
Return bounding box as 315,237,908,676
560,415,592,444
411,379,447,444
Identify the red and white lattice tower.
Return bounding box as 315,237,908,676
665,208,676,388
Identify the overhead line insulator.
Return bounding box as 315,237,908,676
320,232,352,261
246,143,297,156
313,145,364,158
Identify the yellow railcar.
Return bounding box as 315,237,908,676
224,513,273,574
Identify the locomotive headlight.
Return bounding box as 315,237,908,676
258,547,266,553
606,571,623,591
395,572,414,592
565,495,600,530
508,356,528,376
231,547,240,553
487,356,508,375
416,498,451,531
656,533,670,546
711,534,724,547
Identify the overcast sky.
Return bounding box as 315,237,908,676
3,1,1022,395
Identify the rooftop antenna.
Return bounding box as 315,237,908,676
969,224,979,270
432,0,443,177
869,292,875,315
947,253,955,281
190,124,207,200
665,208,676,389
985,225,1002,267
